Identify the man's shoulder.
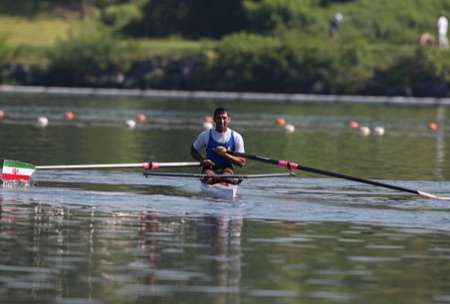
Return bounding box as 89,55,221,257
231,129,243,139
197,129,211,137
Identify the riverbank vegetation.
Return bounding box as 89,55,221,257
1,0,450,96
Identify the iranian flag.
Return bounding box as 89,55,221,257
2,159,35,182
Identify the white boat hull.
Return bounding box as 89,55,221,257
200,181,238,199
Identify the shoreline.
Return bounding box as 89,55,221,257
1,85,450,105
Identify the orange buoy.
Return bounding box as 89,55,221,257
64,111,75,121
348,120,359,129
0,110,4,119
275,117,286,127
136,114,146,122
427,122,438,131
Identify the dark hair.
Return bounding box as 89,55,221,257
213,107,228,118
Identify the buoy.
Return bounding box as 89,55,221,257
136,114,146,122
37,116,49,127
64,111,75,121
374,126,385,136
284,124,295,133
427,122,438,131
0,110,5,119
348,120,359,129
275,117,286,127
359,126,370,136
125,119,136,129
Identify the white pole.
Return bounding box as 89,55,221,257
36,162,200,170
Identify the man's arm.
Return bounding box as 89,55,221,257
190,145,203,163
190,145,214,169
213,146,246,167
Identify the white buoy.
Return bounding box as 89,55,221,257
359,126,370,136
284,124,295,134
125,119,136,129
37,116,49,127
374,126,385,136
202,121,213,130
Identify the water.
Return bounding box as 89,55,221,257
0,95,450,303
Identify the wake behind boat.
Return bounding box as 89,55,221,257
200,181,238,199
143,171,295,199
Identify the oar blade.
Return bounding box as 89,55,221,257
418,191,450,201
2,159,36,183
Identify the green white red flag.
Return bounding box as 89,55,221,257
2,159,35,182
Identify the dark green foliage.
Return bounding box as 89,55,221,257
0,35,16,82
319,0,356,6
124,0,246,39
96,0,147,33
47,21,131,86
243,0,317,33
4,0,450,96
406,48,450,96
0,35,14,65
0,0,85,16
199,32,374,94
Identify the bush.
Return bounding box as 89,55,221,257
243,0,317,34
204,33,284,91
47,21,132,86
0,35,15,65
202,32,374,94
124,0,246,39
408,47,450,96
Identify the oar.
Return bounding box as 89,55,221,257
1,159,200,183
36,161,200,170
143,172,294,179
228,151,450,201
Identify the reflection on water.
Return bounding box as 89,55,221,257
1,95,450,303
1,199,450,304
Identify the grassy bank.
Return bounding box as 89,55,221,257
1,1,450,97
0,15,209,64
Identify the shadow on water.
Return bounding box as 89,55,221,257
36,180,198,197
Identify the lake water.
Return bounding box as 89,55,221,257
0,95,450,304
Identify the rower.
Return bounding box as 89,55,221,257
190,107,246,184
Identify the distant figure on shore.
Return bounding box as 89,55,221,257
329,12,343,41
437,15,449,49
420,32,435,47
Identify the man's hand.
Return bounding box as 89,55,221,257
202,159,215,169
213,146,228,157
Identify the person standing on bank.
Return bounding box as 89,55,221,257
191,107,246,183
437,15,449,49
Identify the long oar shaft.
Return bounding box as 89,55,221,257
36,161,200,170
229,151,450,200
36,163,144,169
144,172,294,179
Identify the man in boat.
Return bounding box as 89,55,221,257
191,107,246,184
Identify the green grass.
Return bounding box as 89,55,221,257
127,38,214,59
0,15,73,47
0,15,212,64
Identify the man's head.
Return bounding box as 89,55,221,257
213,107,230,132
